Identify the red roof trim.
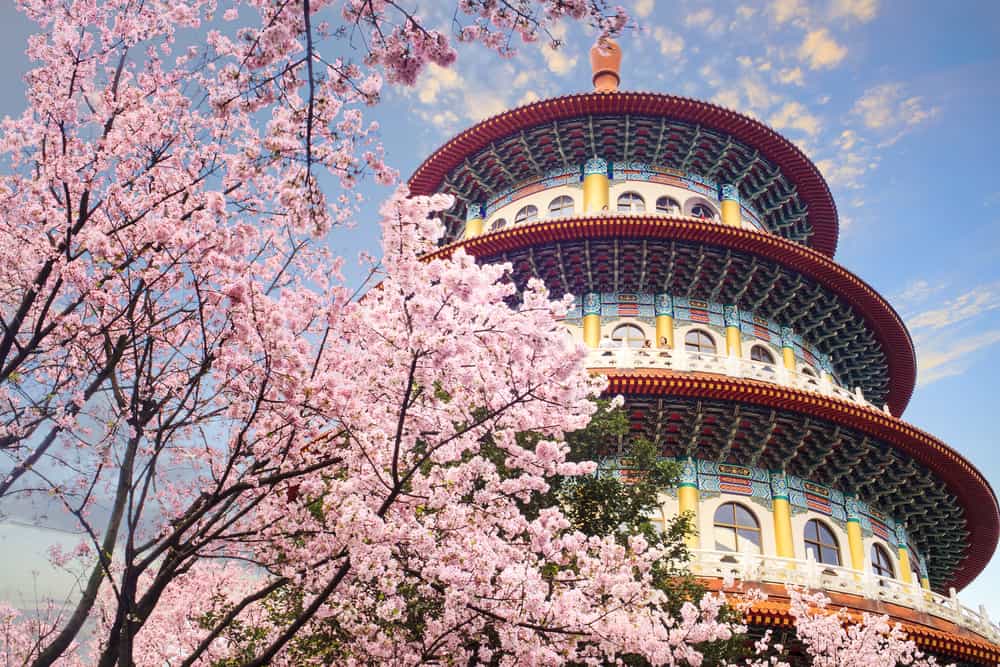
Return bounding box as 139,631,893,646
408,91,839,256
603,370,999,592
426,216,916,415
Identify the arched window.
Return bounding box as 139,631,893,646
804,519,841,566
871,543,894,579
684,329,717,354
714,502,762,554
801,366,818,377
548,195,574,217
489,218,507,232
617,191,646,213
611,323,646,349
691,203,717,220
749,345,775,365
514,205,538,225
656,196,680,214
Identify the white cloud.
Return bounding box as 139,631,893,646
798,29,848,69
652,26,685,58
542,43,577,75
712,89,741,110
540,22,577,76
736,5,757,19
685,8,715,27
850,83,940,145
463,92,510,122
816,151,873,189
742,78,782,112
512,71,532,89
915,330,1000,386
771,0,809,24
768,101,822,136
907,284,1000,330
897,279,948,306
777,67,804,86
904,283,1000,386
830,0,879,22
836,129,858,150
518,90,540,105
417,63,462,104
634,0,655,18
698,63,724,89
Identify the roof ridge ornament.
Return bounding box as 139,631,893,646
590,39,621,93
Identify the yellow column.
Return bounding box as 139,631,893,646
654,294,674,349
920,576,931,590
464,202,484,239
719,184,741,228
895,525,915,584
724,305,741,358
780,326,796,371
846,520,865,571
771,472,795,558
582,292,601,349
678,458,699,550
898,546,914,584
845,498,865,571
582,158,609,213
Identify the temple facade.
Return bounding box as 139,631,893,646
408,42,1000,664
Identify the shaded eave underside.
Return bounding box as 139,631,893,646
604,371,999,593
408,91,839,256
425,216,916,416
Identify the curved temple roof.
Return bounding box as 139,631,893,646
425,216,917,416
604,372,1000,592
409,91,840,256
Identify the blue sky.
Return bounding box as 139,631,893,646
2,0,1000,621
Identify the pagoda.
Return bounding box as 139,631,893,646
408,41,1000,664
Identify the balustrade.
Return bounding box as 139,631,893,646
586,347,883,411
689,549,1000,643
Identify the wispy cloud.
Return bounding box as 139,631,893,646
900,282,1000,386
908,284,1000,330
850,83,940,146
915,330,1000,386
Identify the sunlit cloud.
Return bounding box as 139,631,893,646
830,0,879,23
798,29,848,70
768,101,822,137
770,0,809,25
633,0,655,19
684,8,714,27
777,67,804,86
417,63,462,105
898,282,1000,387
907,284,1000,330
652,26,685,58
851,83,940,145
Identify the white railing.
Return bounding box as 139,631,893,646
690,549,1000,643
586,347,885,412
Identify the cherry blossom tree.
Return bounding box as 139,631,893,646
741,587,946,667
0,1,753,665
0,1,954,665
